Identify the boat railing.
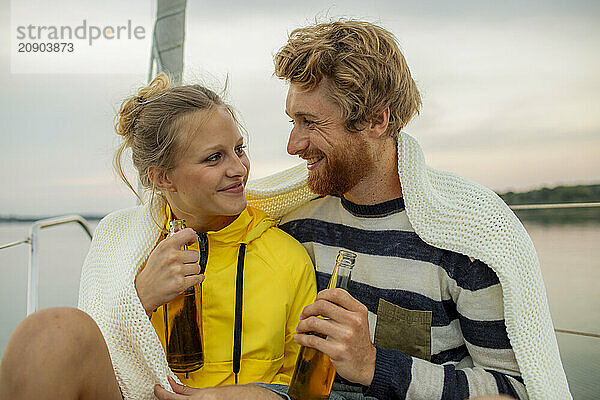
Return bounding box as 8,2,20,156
0,214,93,315
1,203,599,333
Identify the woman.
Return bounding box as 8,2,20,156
79,74,315,398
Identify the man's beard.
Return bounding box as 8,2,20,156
305,134,374,196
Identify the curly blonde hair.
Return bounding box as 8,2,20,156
274,19,421,136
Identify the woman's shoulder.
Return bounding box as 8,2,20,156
94,201,163,243
255,224,313,268
96,204,145,230
264,224,307,248
246,206,306,251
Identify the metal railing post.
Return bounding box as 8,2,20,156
27,226,39,316
25,215,93,315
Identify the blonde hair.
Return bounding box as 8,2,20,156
274,19,421,136
114,74,236,202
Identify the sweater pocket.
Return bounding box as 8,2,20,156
374,299,432,361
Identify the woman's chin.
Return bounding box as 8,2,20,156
222,198,247,215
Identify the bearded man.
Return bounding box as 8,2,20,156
250,19,569,400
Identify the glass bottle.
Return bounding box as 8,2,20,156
164,219,204,376
288,250,357,400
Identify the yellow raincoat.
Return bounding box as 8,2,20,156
148,205,316,387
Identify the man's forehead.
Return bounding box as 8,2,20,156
285,109,320,119
285,83,330,117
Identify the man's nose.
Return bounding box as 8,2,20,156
287,125,309,156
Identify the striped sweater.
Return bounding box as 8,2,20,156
280,195,528,400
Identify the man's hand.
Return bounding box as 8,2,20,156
294,288,376,387
154,378,283,400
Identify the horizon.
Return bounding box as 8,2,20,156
2,182,598,220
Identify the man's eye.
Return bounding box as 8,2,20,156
289,118,315,126
235,145,247,154
206,153,221,162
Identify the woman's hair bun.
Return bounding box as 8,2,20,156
115,73,171,142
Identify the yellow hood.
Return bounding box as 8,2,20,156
166,204,275,245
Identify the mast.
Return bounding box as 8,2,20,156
148,0,187,84
139,0,187,202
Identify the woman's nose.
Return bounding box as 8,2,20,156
227,153,248,177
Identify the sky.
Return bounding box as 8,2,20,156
1,0,599,217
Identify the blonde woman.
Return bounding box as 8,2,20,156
0,75,315,400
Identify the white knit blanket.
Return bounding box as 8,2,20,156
79,199,182,399
246,131,571,400
79,131,571,399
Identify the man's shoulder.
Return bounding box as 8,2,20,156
279,195,340,224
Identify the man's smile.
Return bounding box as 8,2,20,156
306,156,325,170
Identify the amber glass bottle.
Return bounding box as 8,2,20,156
164,219,204,375
288,250,357,400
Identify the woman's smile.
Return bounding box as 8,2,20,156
219,181,245,194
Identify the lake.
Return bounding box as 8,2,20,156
0,219,598,398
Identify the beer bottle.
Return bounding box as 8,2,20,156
288,250,357,400
164,219,204,376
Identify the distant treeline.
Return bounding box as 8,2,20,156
498,184,600,224
499,184,600,205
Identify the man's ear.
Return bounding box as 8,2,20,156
368,107,391,139
147,166,177,192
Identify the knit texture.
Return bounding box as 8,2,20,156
246,132,570,400
78,199,178,399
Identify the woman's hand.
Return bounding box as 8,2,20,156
154,377,283,400
135,228,203,315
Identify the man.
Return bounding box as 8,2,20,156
245,19,569,399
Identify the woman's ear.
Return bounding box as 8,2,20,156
368,107,391,139
148,166,177,192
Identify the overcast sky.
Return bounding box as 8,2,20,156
1,0,599,217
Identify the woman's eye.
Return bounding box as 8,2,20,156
205,153,221,162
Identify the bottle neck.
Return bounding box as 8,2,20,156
328,250,357,290
168,219,186,235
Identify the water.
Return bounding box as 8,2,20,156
0,221,99,355
0,220,598,398
523,222,600,399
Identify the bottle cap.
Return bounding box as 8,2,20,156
336,250,357,269
168,219,187,235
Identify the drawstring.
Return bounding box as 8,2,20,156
233,243,246,384
198,233,208,274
